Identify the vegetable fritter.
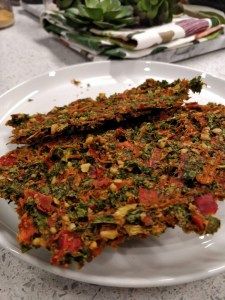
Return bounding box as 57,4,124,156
7,77,203,144
1,102,225,267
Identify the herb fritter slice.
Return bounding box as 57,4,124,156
7,77,203,144
1,103,225,267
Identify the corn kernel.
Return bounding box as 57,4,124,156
114,179,122,183
110,183,117,192
201,143,209,149
68,223,76,231
32,237,45,247
114,204,137,224
51,176,56,184
50,227,57,234
100,229,118,240
89,241,97,250
53,198,60,205
81,163,91,173
180,148,188,154
85,136,94,145
51,124,59,135
124,225,145,236
191,148,200,155
140,212,147,221
212,128,222,134
110,167,118,175
200,133,210,141
62,214,69,222
117,160,124,167
158,139,167,149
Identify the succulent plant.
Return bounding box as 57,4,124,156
63,0,137,30
121,0,175,26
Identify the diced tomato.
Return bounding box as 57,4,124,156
114,179,132,190
35,115,45,122
142,215,153,226
159,111,171,121
110,236,125,248
58,230,82,253
168,177,183,188
18,213,37,244
24,189,36,199
195,194,218,215
88,148,98,159
192,214,205,231
118,141,133,149
36,193,53,213
24,189,54,213
148,148,163,168
18,197,26,209
185,102,201,110
91,247,102,257
139,188,159,207
90,167,105,179
117,141,140,156
115,128,126,136
47,213,58,228
138,103,148,109
93,178,111,188
0,153,17,167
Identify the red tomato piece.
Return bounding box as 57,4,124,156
195,194,218,215
138,103,148,109
90,167,105,179
142,215,153,226
148,148,163,168
93,178,111,188
118,141,133,149
185,102,201,110
0,153,17,167
58,231,82,253
91,247,102,257
192,214,205,231
35,193,54,213
139,188,159,206
114,179,132,190
24,189,54,213
18,213,37,244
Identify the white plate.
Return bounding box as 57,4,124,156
1,61,225,288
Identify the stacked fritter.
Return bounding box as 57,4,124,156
1,76,225,268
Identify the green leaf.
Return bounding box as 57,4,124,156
76,203,88,218
126,209,142,224
113,16,136,25
113,5,133,19
85,7,103,21
103,10,123,21
106,0,122,11
93,20,121,29
77,4,92,18
85,0,99,9
93,215,116,224
56,0,74,9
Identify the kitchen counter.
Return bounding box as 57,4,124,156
1,7,225,300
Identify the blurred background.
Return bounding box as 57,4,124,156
1,0,225,62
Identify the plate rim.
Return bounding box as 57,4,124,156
1,60,225,288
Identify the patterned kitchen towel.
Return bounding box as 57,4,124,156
42,5,224,59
